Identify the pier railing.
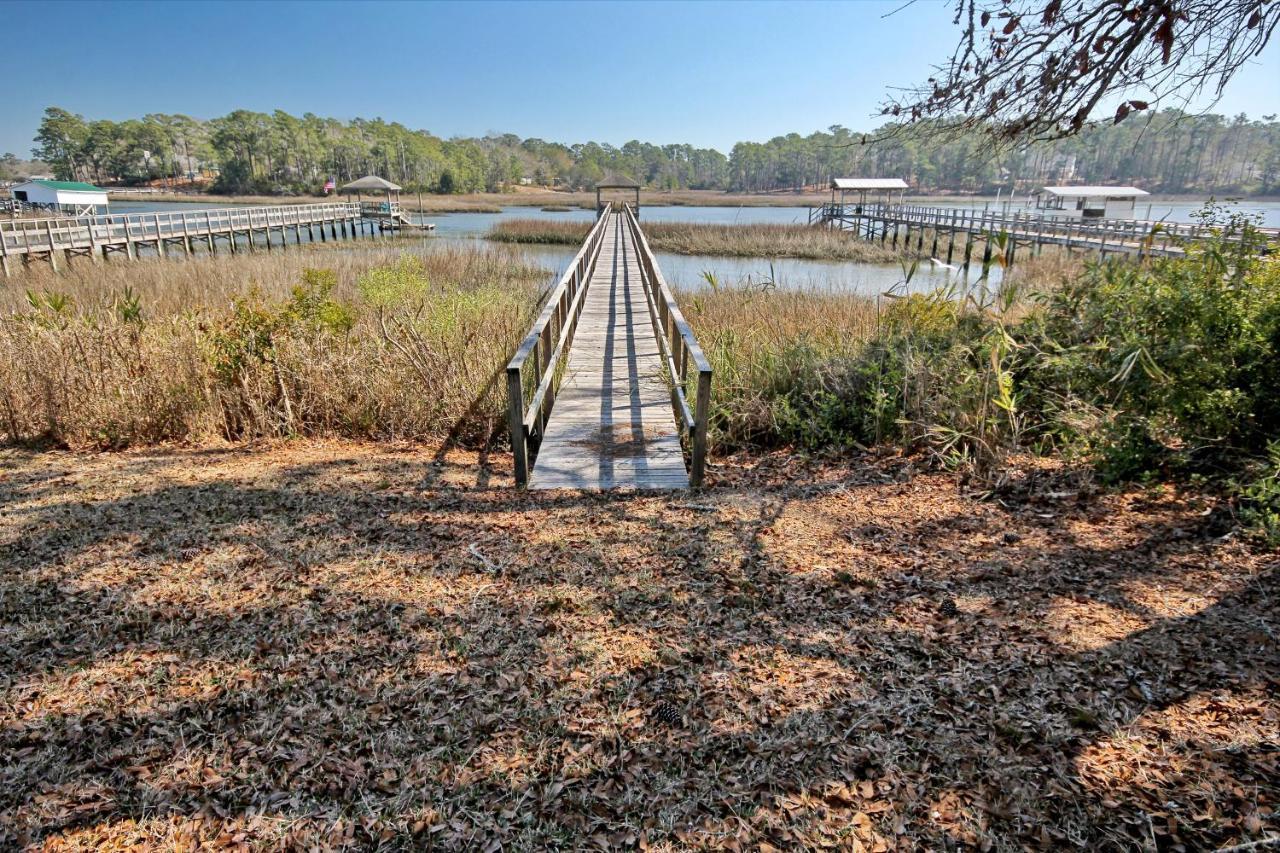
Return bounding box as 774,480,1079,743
812,201,1279,255
359,200,403,217
1,202,362,257
505,207,612,486
623,204,712,487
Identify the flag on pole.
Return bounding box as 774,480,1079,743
323,177,336,194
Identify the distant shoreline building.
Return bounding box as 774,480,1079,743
1032,186,1149,220
8,180,110,215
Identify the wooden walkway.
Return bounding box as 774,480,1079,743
506,207,711,491
1,202,372,277
529,213,688,489
811,202,1280,270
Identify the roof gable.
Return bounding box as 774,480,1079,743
596,174,640,188
17,179,107,193
831,178,909,191
1038,185,1148,197
341,175,402,192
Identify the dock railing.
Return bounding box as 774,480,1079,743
1,202,362,256
359,200,402,217
505,207,613,486
813,201,1280,255
622,204,713,487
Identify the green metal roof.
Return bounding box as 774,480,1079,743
29,180,107,192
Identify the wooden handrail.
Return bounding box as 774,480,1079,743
505,209,613,486
1,201,363,256
622,204,713,487
814,200,1277,253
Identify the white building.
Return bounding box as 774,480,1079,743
8,180,110,215
1033,186,1149,220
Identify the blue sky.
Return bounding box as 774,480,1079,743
3,0,1278,157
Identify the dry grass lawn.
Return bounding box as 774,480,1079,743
1,442,1276,850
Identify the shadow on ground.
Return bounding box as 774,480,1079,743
1,443,1275,849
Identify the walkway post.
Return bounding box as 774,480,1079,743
691,369,711,488
508,368,528,487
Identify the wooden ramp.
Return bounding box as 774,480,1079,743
506,207,711,491
530,214,687,489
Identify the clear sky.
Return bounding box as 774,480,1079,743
3,0,1278,157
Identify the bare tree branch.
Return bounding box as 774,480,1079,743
884,0,1279,143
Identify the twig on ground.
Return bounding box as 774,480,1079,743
468,543,507,574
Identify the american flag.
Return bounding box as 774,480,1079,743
323,177,336,193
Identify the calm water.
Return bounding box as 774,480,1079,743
484,242,995,297
108,198,1279,297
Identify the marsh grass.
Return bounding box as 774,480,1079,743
489,219,914,261
0,246,548,448
12,223,1278,545
682,253,1084,459
0,244,1073,453
682,286,879,446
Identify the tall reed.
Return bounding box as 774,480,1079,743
489,219,914,262
0,246,547,447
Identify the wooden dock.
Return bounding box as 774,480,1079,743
506,207,711,491
358,201,434,232
811,202,1279,273
0,202,394,276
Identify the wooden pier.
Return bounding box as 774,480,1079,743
811,202,1278,273
358,201,433,232
0,202,408,277
506,206,711,491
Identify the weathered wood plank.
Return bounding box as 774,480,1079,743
529,212,688,491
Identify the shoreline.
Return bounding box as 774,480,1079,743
102,188,1280,212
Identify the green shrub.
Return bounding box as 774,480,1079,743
209,269,354,387
702,206,1279,541
1023,213,1280,482
1240,442,1280,546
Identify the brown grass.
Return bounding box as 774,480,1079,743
683,287,879,445
490,219,913,261
0,236,1083,454
0,442,1273,849
0,246,548,448
676,251,1083,452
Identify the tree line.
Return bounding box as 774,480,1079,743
28,106,1280,196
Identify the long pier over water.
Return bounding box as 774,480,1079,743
506,206,711,491
0,201,424,277
813,202,1279,274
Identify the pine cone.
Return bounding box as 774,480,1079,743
652,701,681,726
939,598,959,618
